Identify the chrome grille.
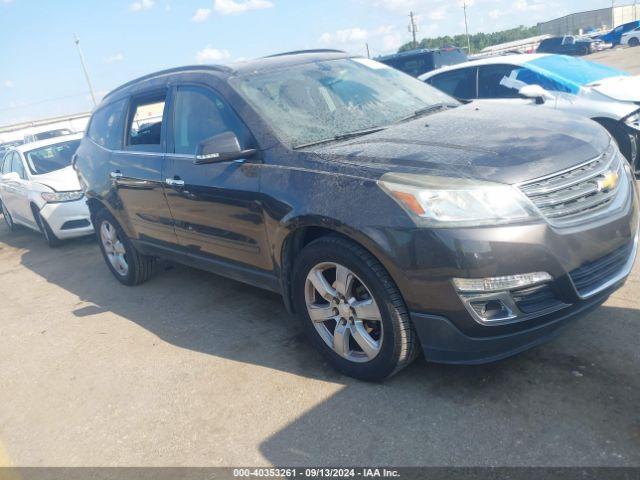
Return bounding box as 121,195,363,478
518,147,624,226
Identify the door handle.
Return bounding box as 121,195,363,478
165,177,185,187
110,171,123,179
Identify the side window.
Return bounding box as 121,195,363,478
88,99,127,150
515,68,573,94
126,94,167,151
1,152,10,174
478,65,525,99
12,153,27,179
563,36,575,45
428,68,477,100
172,86,253,155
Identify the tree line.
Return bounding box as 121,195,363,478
397,25,541,53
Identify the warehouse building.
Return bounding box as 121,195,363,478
538,3,640,36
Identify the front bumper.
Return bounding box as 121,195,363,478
39,198,94,239
375,175,639,364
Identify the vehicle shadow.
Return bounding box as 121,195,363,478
1,219,639,466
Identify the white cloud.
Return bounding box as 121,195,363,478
320,27,368,45
129,0,154,12
4,80,14,88
2,0,15,4
104,53,125,63
192,7,211,22
319,25,404,55
213,0,273,15
196,46,231,63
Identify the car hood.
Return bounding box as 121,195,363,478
306,103,611,185
32,166,81,191
588,75,640,102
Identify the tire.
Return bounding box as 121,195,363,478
629,38,640,47
292,234,419,381
94,208,155,286
37,212,62,248
1,201,16,232
595,118,637,172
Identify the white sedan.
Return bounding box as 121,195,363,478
621,26,640,47
419,54,640,174
0,133,93,246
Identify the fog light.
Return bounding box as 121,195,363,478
453,272,552,293
469,299,514,322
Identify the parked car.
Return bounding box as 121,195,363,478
621,26,640,47
420,54,640,174
0,134,93,246
23,128,74,144
536,36,595,56
378,47,467,77
601,21,640,46
74,51,639,381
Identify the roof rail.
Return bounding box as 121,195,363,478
102,64,233,102
263,49,347,58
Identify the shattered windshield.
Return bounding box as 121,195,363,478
231,57,457,147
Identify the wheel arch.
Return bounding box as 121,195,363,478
277,219,400,315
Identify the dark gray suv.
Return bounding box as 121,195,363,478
74,50,639,381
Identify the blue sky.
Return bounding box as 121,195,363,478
0,0,612,125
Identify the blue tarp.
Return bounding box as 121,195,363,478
523,55,629,95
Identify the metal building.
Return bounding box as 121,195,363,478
538,3,640,36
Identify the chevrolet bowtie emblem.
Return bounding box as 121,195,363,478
597,171,620,192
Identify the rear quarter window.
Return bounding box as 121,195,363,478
88,99,127,150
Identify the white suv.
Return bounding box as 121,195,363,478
0,134,93,246
621,27,640,47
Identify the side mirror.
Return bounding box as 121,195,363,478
519,85,554,105
194,131,257,165
1,172,20,182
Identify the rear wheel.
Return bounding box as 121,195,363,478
629,38,640,47
95,209,155,286
1,202,16,232
292,235,419,381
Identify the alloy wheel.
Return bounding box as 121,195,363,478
304,262,383,363
100,220,129,276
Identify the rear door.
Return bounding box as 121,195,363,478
110,90,178,246
162,83,271,273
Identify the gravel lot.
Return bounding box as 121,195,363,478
1,47,639,468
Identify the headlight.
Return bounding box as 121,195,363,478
378,173,539,227
625,111,640,131
41,191,84,203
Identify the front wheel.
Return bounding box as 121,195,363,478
38,213,62,248
1,202,16,232
629,38,640,47
95,209,155,286
292,235,419,381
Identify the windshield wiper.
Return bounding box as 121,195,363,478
395,103,458,124
293,127,387,150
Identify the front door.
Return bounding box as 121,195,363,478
111,91,178,247
162,84,271,273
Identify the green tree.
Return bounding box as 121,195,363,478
397,25,540,53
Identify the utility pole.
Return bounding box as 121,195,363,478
366,42,371,59
408,11,419,49
74,34,97,108
463,1,472,54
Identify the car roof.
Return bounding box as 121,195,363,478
377,47,463,61
15,132,83,154
102,49,351,103
419,54,550,80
